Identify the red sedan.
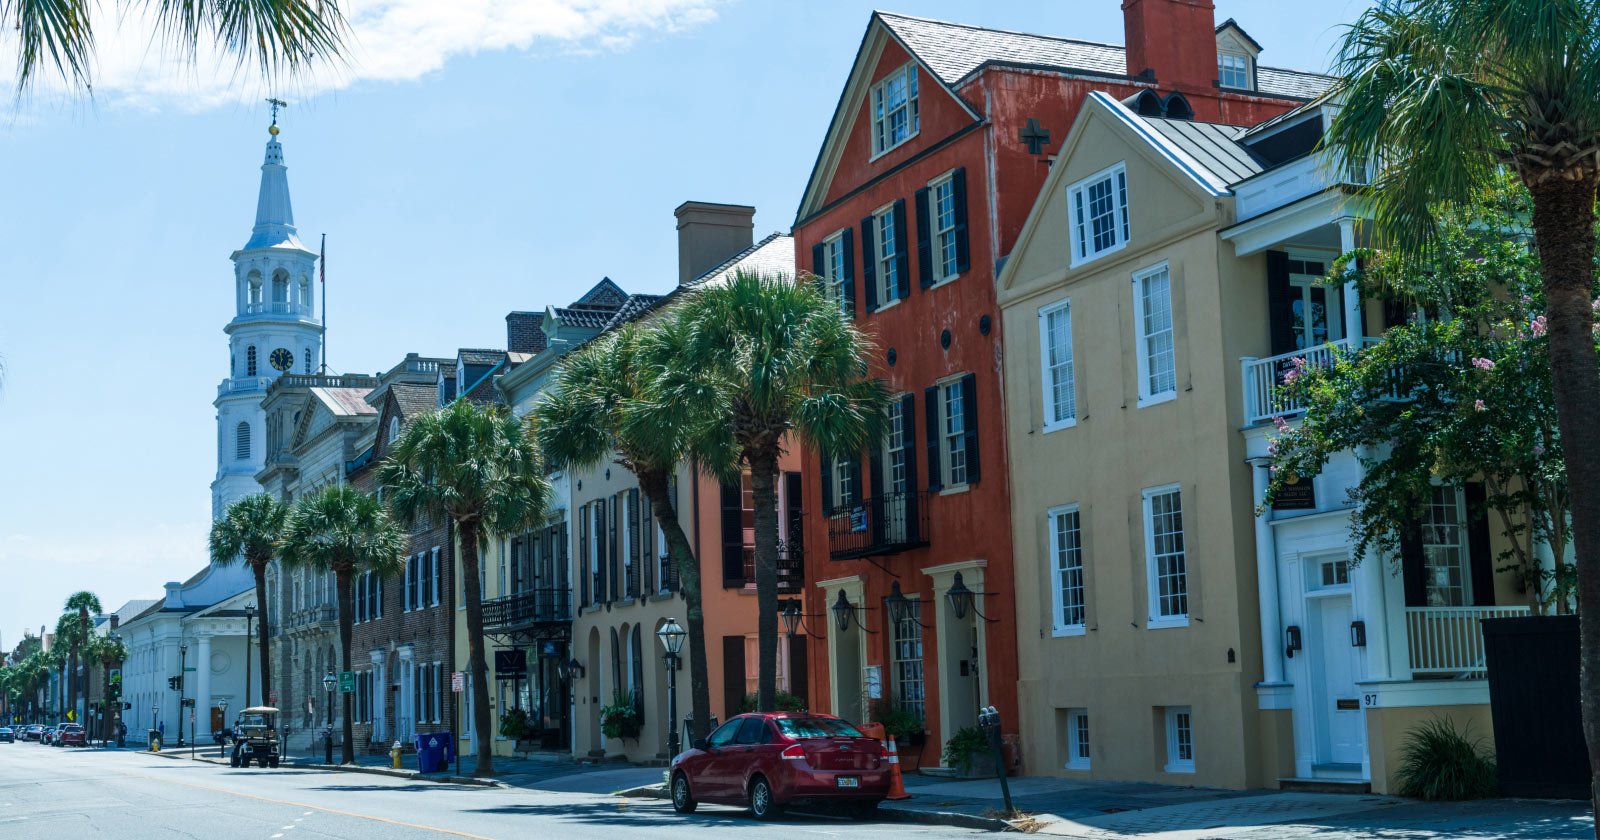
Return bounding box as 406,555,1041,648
669,713,889,820
56,724,86,747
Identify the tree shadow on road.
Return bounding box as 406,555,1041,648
467,800,874,829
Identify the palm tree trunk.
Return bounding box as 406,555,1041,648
66,650,77,725
78,607,88,725
640,469,710,747
253,560,273,709
458,521,494,775
336,566,356,765
1528,173,1600,828
749,445,781,713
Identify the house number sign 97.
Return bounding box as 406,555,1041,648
1363,693,1379,708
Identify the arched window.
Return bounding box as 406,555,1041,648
1131,89,1164,117
235,421,251,460
247,271,263,305
1162,93,1194,121
388,416,400,444
299,276,311,311
271,269,289,304
246,346,257,377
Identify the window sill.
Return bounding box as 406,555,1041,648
872,297,902,315
928,272,961,292
869,130,919,164
939,484,971,497
1042,418,1077,434
1069,240,1128,269
1147,616,1190,630
1053,625,1087,638
1065,761,1091,771
1137,391,1177,409
1163,762,1196,774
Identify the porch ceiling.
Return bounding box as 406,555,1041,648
1221,190,1369,256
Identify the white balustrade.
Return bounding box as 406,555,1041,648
1405,605,1531,677
1241,337,1375,425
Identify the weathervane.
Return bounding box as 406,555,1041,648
266,97,287,136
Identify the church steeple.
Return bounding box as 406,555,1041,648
245,119,305,252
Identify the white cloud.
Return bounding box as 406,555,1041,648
3,0,723,113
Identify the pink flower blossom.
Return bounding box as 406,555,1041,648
1531,315,1548,337
1471,357,1495,371
1283,368,1300,385
1474,399,1487,412
1267,440,1279,455
1272,416,1291,433
1290,356,1309,371
1534,443,1547,456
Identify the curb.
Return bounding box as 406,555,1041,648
297,762,507,788
611,784,1014,832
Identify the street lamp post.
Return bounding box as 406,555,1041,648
218,698,229,758
177,643,188,748
151,704,158,747
655,618,686,759
321,672,335,765
243,604,256,709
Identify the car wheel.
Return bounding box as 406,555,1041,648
748,776,783,821
670,772,697,814
269,758,279,769
848,800,880,820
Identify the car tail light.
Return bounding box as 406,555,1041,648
780,744,806,761
878,742,890,758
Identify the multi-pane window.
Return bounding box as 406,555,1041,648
431,548,442,606
1049,505,1086,634
820,232,848,313
874,208,900,303
834,454,856,508
930,174,960,283
943,380,967,486
1422,486,1470,606
1039,299,1076,430
1134,264,1177,403
1318,558,1351,589
404,555,417,611
871,62,920,156
886,398,908,495
891,599,925,722
1165,706,1195,772
1144,486,1188,626
1069,163,1130,263
1218,53,1250,89
1066,709,1090,769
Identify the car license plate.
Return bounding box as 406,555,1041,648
837,777,859,789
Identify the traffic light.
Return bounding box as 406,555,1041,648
108,669,121,701
122,703,131,711
166,675,184,691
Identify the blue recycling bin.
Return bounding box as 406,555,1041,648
414,731,453,773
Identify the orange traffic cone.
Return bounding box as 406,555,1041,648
884,736,911,800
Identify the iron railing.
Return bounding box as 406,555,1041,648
482,588,572,632
826,492,930,560
738,541,804,592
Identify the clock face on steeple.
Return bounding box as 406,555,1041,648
269,348,295,372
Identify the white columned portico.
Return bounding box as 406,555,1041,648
196,635,213,740
369,649,386,742
1249,459,1286,685
397,644,415,741
1338,217,1361,339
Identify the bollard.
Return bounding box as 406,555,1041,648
324,726,334,765
977,706,1014,816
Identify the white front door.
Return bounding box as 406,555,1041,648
1313,595,1363,765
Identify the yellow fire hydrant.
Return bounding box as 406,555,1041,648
391,740,403,769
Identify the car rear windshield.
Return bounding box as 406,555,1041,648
775,718,864,739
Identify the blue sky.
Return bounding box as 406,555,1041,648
0,0,1372,647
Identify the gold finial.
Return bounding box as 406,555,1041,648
268,123,280,136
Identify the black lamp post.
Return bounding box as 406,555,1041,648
177,643,188,747
243,604,256,709
322,671,336,765
218,698,229,757
656,619,686,758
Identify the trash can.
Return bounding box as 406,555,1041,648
415,732,452,773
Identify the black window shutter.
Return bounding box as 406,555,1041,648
841,227,856,316
893,199,911,300
579,504,590,606
1465,483,1496,606
924,387,943,492
860,216,879,312
722,636,746,716
611,495,622,602
915,187,933,289
900,393,920,541
868,441,885,544
1266,250,1295,357
820,454,835,516
628,488,641,598
960,373,981,485
721,482,744,586
849,455,863,510
811,242,826,290
952,167,971,275
787,633,808,701
1400,515,1426,607
599,499,611,603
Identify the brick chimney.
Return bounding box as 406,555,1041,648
505,312,546,354
675,201,754,285
1122,0,1219,89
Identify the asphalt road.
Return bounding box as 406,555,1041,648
0,744,990,840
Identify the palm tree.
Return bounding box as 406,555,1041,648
533,323,733,747
278,485,406,764
379,399,551,775
1324,0,1600,817
60,592,100,724
85,634,127,743
5,0,347,91
210,494,289,709
666,270,887,712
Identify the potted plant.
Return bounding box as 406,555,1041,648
600,693,642,741
498,707,532,740
942,725,995,778
738,691,808,713
870,700,927,770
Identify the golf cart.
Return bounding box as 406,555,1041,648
229,706,281,769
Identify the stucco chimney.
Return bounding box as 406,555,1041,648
676,201,755,285
1122,0,1219,89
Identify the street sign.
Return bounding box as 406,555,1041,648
183,667,196,672
338,671,355,694
451,672,464,693
269,690,279,705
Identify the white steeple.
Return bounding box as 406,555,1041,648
211,116,325,521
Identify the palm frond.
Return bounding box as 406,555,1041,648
279,485,406,578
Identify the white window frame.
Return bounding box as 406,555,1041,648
1164,706,1195,773
820,230,849,313
431,547,442,606
1132,262,1178,407
870,62,920,159
1039,298,1076,432
1067,162,1130,267
940,378,969,489
1143,484,1189,629
1066,708,1091,770
834,453,856,509
1048,504,1086,636
1218,52,1251,90
928,172,960,285
890,597,925,723
1422,485,1472,606
873,205,902,307
885,397,909,495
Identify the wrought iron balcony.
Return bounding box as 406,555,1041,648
826,492,930,560
284,606,337,632
737,540,805,593
482,588,572,634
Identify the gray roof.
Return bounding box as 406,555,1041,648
458,349,504,367
877,11,1334,100
1140,118,1264,186
389,382,437,419
552,307,615,330
601,293,666,331
688,232,795,287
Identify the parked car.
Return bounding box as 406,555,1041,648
0,727,14,743
41,725,58,745
229,707,281,769
669,713,889,820
48,724,69,746
22,724,44,742
57,724,86,747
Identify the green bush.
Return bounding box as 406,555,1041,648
600,693,642,740
737,691,807,713
497,708,532,739
869,700,925,740
942,725,989,772
1395,718,1497,801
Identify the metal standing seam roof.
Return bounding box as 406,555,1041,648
311,387,378,416
1139,118,1265,185
876,11,1335,100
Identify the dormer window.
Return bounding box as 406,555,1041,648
1218,52,1251,90
871,63,920,158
